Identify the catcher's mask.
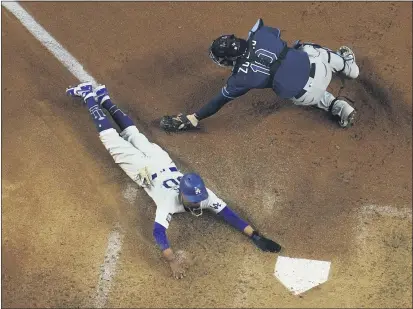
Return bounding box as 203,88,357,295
209,34,248,67
179,173,208,217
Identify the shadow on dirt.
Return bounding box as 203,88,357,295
349,58,412,131
122,48,411,135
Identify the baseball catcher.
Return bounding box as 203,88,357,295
66,82,282,279
160,18,359,132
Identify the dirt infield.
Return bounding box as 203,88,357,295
2,2,412,308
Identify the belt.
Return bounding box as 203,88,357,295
151,166,178,180
294,62,316,100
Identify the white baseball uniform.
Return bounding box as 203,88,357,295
98,126,227,228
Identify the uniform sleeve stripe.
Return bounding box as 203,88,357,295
222,87,235,99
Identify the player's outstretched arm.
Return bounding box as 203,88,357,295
159,92,232,132
193,92,233,121
217,206,282,253
193,76,251,124
153,222,187,279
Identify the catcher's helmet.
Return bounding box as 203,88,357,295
209,34,248,67
180,173,208,203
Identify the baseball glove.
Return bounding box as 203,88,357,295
251,231,282,253
160,114,198,132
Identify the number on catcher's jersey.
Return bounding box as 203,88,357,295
238,41,276,76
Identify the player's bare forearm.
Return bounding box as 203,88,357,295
243,225,255,237
162,248,176,261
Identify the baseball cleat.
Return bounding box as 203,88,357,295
66,82,93,98
339,110,356,128
95,85,108,98
94,85,110,105
337,46,355,64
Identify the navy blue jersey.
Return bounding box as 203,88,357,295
221,19,311,100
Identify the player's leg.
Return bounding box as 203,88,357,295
66,83,152,186
316,47,357,127
320,45,359,79
291,51,356,127
318,91,356,128
299,44,359,79
66,82,113,133
95,85,174,166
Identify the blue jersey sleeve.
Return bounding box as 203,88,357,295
195,73,251,120
265,26,281,38
195,92,232,120
218,206,249,232
221,74,251,99
153,222,170,251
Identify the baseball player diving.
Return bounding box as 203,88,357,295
160,18,360,131
66,82,282,279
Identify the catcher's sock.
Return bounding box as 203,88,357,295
84,94,113,133
100,95,134,131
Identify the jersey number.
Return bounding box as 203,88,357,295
238,41,277,76
163,176,183,189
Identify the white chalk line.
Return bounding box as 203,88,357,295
361,204,412,219
94,225,124,308
2,1,98,86
232,255,251,307
2,2,129,307
356,204,412,251
122,182,139,205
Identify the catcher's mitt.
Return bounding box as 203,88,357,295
160,113,197,132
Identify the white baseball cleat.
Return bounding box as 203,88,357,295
338,101,356,128
340,110,356,128
66,82,93,98
337,46,359,78
330,98,356,128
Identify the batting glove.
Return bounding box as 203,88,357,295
135,166,153,188
251,231,282,253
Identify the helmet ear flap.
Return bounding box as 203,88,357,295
209,47,225,66
209,34,245,67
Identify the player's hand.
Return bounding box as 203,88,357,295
168,258,186,279
251,231,282,253
137,166,153,188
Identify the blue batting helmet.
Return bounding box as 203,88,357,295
179,173,208,203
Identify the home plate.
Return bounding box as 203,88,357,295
274,256,331,295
